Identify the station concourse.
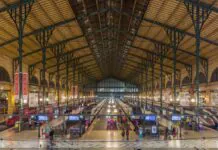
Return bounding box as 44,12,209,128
1,0,218,149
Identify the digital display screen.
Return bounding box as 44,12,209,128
37,115,48,121
68,116,80,121
172,115,181,121
145,115,156,121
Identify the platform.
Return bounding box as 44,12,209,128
81,101,138,141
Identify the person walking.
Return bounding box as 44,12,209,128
164,127,168,140
121,128,125,140
49,128,54,145
126,123,131,140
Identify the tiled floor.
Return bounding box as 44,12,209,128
2,101,218,148
0,139,218,149
81,102,138,141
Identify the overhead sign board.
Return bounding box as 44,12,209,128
171,115,181,121
37,115,48,121
68,115,80,121
145,115,156,121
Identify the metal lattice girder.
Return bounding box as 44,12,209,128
126,58,171,75
99,26,207,62
15,34,84,60
49,73,55,82
1,6,108,48
135,34,207,61
29,46,89,68
28,64,35,80
63,67,99,80
50,59,96,74
7,0,35,30
124,63,159,79
142,17,218,47
113,6,218,56
56,62,98,76
47,56,93,70
130,45,191,67
75,5,218,48
181,0,217,17
128,53,180,72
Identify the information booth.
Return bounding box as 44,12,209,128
171,114,182,138
142,114,158,137
37,115,49,138
67,115,85,138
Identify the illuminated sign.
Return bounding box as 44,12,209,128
68,115,80,121
171,115,181,121
145,115,156,121
37,115,48,121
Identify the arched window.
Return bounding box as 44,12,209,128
41,80,48,87
156,83,159,89
211,68,218,82
194,72,207,84
166,81,172,88
175,79,180,86
182,76,190,85
49,81,55,89
56,82,60,88
62,84,65,89
29,76,38,85
0,67,10,82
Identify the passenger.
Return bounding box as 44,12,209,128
49,128,54,144
126,123,131,140
121,128,125,140
164,127,168,140
172,127,176,138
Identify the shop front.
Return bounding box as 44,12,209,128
28,85,39,108
0,83,12,115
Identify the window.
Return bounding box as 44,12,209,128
62,84,65,89
166,81,172,88
56,82,60,88
49,81,55,89
211,68,218,82
30,76,38,85
41,80,48,87
194,72,207,84
175,79,180,86
182,76,190,85
0,67,10,82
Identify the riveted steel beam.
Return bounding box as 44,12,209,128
29,47,90,68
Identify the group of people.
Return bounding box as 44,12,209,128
107,118,117,130
120,116,131,140
164,126,178,140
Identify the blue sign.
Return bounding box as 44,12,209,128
68,115,80,121
37,115,48,121
145,115,156,121
172,115,181,121
152,125,157,134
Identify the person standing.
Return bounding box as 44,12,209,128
121,128,125,140
49,128,54,144
126,123,131,140
164,127,168,140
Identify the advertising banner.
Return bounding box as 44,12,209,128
29,93,38,107
14,73,19,100
22,73,28,102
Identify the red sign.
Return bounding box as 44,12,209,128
14,73,28,101
22,73,28,102
22,73,28,96
14,73,19,100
